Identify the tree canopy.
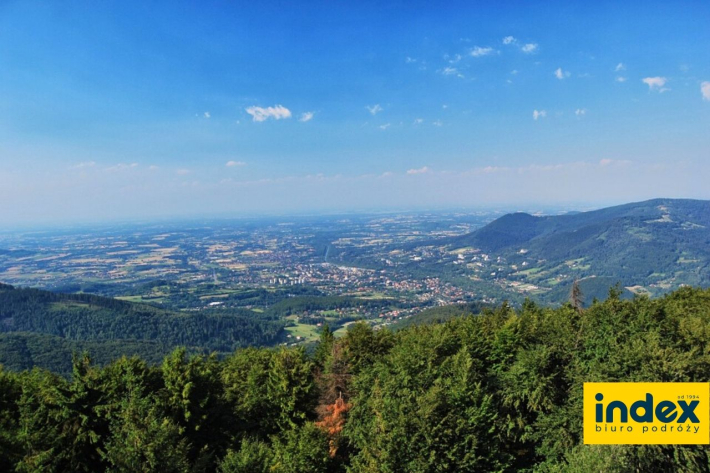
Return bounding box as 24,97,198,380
2,286,710,471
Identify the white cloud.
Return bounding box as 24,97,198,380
71,161,96,169
148,165,159,171
366,104,383,115
176,169,191,175
701,81,710,101
599,158,632,166
616,76,627,82
575,108,587,116
532,110,547,120
482,166,503,173
245,105,292,122
521,43,538,54
470,46,495,57
502,36,516,45
204,112,211,119
379,123,391,130
299,111,314,122
226,161,246,167
642,76,669,92
407,166,431,175
554,67,570,79
445,53,462,64
405,56,417,63
413,118,424,125
441,66,462,77
615,63,625,72
106,163,138,172
432,119,443,127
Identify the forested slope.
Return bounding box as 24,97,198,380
0,283,285,371
449,198,710,291
2,286,710,471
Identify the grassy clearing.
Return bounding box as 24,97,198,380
285,323,321,342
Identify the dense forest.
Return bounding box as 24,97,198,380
0,283,285,360
2,286,710,471
0,283,406,374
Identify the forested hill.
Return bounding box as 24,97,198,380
0,283,284,373
1,286,710,471
449,198,710,291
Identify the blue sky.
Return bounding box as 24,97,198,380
1,0,709,224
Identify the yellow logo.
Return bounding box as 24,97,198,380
584,382,710,444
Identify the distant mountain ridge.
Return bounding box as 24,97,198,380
449,198,710,297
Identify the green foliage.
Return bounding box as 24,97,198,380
340,322,394,375
270,422,331,473
0,332,170,377
2,286,710,471
161,349,228,469
218,439,273,473
0,367,22,470
267,348,317,431
314,324,335,367
100,391,191,473
0,284,285,374
392,302,487,330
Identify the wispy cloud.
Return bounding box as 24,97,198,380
615,63,625,72
366,104,383,115
599,158,631,166
440,66,464,78
203,111,211,119
407,166,431,175
575,108,587,116
299,111,314,122
521,43,538,54
701,81,710,101
532,110,547,120
616,76,627,82
176,169,191,175
444,53,462,64
226,161,246,167
502,36,516,45
413,118,424,125
461,160,634,177
245,105,292,122
432,119,443,127
554,67,570,80
379,123,391,130
71,161,96,169
470,46,495,57
481,165,510,174
642,76,669,92
106,163,138,172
